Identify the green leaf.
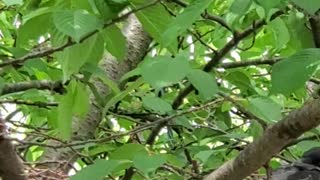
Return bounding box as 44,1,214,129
133,154,166,174
160,0,213,48
187,70,218,100
141,55,191,89
71,159,131,180
57,34,104,81
57,82,75,140
225,70,253,92
56,80,89,140
269,18,290,49
230,0,252,16
2,0,23,5
271,48,320,94
100,25,127,59
110,144,147,160
72,82,89,118
194,150,214,163
53,10,103,42
142,96,173,115
248,121,264,139
248,96,282,122
254,0,281,15
129,0,176,53
292,0,320,14
17,13,53,47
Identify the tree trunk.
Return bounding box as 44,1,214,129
38,15,151,172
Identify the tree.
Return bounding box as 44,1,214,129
0,0,320,179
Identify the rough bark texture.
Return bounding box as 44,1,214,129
204,99,320,180
38,15,151,172
0,118,26,180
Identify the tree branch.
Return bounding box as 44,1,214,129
204,98,320,180
1,80,64,96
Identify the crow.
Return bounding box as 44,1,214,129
271,147,320,180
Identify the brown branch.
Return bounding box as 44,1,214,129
204,98,320,180
0,99,58,108
218,57,281,69
309,15,320,48
202,12,233,32
170,0,233,32
1,80,64,96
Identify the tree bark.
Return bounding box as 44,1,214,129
0,118,26,180
38,15,151,172
204,99,320,180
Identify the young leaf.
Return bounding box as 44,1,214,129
160,0,213,48
142,96,173,115
271,48,320,95
187,70,218,100
53,10,103,42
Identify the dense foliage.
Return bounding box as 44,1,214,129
1,0,320,179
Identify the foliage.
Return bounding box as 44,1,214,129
0,0,320,179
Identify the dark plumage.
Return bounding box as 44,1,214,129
271,147,320,180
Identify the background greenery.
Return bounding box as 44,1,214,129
0,0,320,179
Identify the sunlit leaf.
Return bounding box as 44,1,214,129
53,10,103,42
271,48,320,94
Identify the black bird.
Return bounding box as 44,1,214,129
270,147,320,180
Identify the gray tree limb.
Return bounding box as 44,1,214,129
204,99,320,180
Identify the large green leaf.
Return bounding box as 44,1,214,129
230,0,252,16
71,159,131,180
271,48,320,95
133,154,166,174
17,12,53,47
142,96,173,115
160,0,213,48
109,144,147,160
292,0,320,14
254,0,282,15
100,25,127,60
269,17,290,49
129,0,176,53
247,96,282,122
141,55,191,89
57,81,90,140
53,10,103,42
57,82,75,140
2,0,23,5
57,34,104,81
72,82,89,118
187,70,218,101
